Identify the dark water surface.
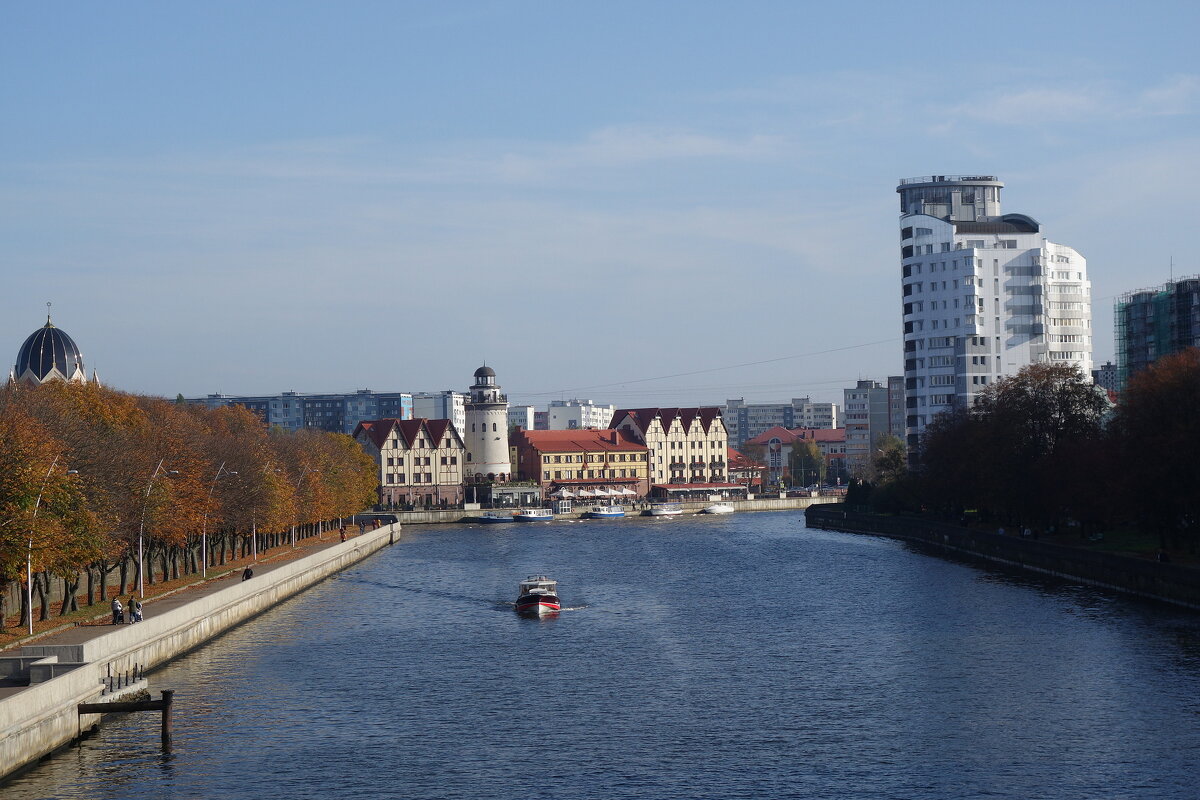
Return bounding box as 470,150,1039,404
7,511,1200,799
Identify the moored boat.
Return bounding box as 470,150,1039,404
514,508,554,522
644,502,683,516
515,575,560,615
700,503,735,514
477,512,515,524
583,505,625,519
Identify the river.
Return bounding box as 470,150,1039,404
6,511,1200,799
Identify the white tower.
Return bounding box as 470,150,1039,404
897,175,1091,450
464,365,511,481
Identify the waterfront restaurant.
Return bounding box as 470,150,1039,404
509,428,650,502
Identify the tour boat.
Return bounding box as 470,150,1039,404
515,575,561,616
477,512,515,524
514,508,554,522
700,503,735,514
583,505,625,519
644,502,683,517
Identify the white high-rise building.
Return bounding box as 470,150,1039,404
547,398,616,430
897,175,1091,449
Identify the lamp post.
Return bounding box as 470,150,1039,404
26,455,77,636
201,462,237,578
137,459,179,599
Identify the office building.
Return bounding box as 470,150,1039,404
723,397,840,448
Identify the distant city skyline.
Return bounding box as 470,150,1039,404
3,2,1197,406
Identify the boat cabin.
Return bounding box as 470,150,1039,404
518,576,558,595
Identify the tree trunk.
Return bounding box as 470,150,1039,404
86,565,96,606
35,572,52,622
0,578,9,631
60,573,80,615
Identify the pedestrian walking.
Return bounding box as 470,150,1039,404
127,595,138,623
242,566,254,581
340,527,347,542
111,596,123,625
131,597,143,623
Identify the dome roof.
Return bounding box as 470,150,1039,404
473,365,496,378
14,316,86,385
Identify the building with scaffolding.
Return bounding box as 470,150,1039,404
1115,275,1200,389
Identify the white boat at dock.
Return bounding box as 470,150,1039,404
700,503,735,514
514,508,554,522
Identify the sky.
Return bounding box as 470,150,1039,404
3,1,1198,408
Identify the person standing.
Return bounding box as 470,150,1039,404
111,596,123,625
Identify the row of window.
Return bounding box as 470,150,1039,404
385,473,434,484
542,453,645,464
545,469,639,480
386,456,457,467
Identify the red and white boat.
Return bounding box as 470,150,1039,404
515,575,560,616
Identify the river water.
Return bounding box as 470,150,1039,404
6,511,1200,799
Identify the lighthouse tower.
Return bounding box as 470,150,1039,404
464,365,510,481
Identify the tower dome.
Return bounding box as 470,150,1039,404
13,314,87,385
473,365,496,379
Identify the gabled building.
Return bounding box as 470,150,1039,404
610,407,740,499
745,426,847,487
353,417,466,508
510,428,649,501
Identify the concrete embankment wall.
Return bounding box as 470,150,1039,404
394,495,839,525
0,524,397,782
805,505,1200,611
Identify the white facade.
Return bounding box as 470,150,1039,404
547,398,616,430
413,391,467,437
464,366,511,480
508,404,536,430
898,175,1092,447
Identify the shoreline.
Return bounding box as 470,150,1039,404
0,523,399,782
805,505,1200,611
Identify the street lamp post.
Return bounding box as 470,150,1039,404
26,455,77,636
201,462,237,579
137,459,179,599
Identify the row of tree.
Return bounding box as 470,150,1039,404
860,351,1200,550
0,381,378,629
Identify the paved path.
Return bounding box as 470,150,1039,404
0,530,373,699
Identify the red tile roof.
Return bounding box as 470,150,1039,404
745,426,845,446
514,428,647,454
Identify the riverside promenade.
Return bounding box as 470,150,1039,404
0,522,399,781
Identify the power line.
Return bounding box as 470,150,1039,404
521,337,899,397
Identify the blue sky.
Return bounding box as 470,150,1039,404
3,1,1198,407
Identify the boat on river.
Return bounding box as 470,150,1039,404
515,575,560,615
583,505,625,519
477,512,515,524
700,503,735,514
644,502,683,517
514,508,554,522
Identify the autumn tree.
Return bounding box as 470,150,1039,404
1109,347,1200,549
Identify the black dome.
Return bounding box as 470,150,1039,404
15,318,84,383
474,365,496,378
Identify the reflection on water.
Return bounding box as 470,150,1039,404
6,512,1200,799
